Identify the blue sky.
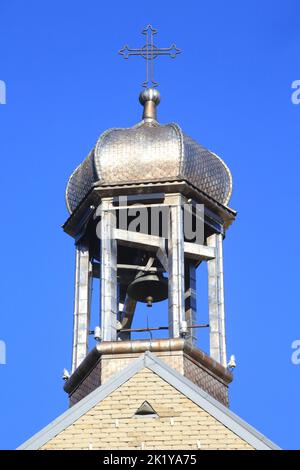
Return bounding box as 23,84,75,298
0,0,299,450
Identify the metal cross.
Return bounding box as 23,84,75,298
119,25,181,88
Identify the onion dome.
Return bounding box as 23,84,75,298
66,89,232,213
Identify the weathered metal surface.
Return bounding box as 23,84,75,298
167,194,185,338
100,198,118,341
72,243,92,372
207,233,227,368
184,242,215,261
115,227,215,261
115,228,162,252
185,262,197,345
63,181,236,238
66,122,232,213
216,233,227,368
64,338,232,395
65,149,97,215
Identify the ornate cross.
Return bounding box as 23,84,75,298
119,25,181,88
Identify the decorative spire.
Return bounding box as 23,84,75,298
119,24,181,89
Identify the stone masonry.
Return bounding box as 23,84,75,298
45,368,252,450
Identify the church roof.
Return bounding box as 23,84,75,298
18,352,279,450
65,92,233,213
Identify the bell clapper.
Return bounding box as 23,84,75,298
146,296,153,308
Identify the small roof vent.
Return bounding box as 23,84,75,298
134,401,158,418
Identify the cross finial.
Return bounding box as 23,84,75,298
119,25,181,88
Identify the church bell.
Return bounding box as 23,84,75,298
127,273,168,307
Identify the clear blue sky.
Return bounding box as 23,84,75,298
0,0,299,450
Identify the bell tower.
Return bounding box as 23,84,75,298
17,24,281,452
62,26,236,409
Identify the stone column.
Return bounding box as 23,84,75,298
207,233,227,367
100,198,118,342
185,262,197,345
72,242,92,372
167,194,185,338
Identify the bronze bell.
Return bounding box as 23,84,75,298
127,273,168,307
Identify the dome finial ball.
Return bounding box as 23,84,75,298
139,88,161,106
